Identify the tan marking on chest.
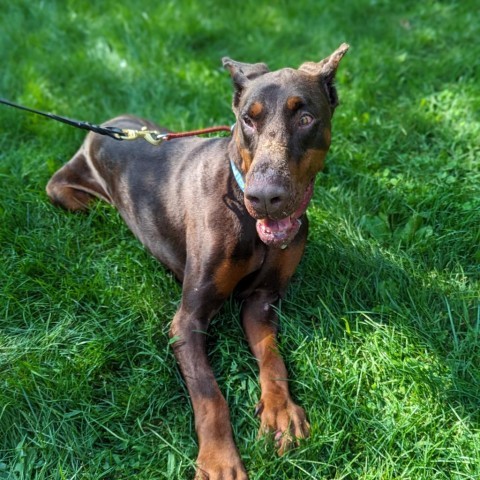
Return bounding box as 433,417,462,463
275,240,306,285
214,251,264,296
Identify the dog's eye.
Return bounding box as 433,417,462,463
299,114,314,127
242,115,254,130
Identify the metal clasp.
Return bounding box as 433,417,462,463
118,126,167,145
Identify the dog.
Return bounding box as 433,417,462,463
46,43,349,479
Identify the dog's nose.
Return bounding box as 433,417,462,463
245,183,289,218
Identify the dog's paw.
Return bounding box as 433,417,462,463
195,447,248,480
255,393,310,455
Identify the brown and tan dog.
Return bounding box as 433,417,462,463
46,44,349,479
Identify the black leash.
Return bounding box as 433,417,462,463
0,97,126,140
0,97,232,145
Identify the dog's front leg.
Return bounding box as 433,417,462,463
242,290,310,455
170,287,248,480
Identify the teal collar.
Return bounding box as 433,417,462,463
230,159,245,192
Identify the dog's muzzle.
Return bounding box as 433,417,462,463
250,181,314,248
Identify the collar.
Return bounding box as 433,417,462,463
228,122,245,192
230,159,245,192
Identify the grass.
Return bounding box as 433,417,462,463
1,0,479,478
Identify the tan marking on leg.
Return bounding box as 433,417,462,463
242,292,310,455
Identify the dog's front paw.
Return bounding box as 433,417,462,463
195,445,248,480
255,392,310,455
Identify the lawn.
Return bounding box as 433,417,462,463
1,1,479,479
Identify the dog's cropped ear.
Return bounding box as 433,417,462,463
299,43,349,111
222,58,269,109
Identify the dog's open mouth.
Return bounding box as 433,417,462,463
256,181,314,248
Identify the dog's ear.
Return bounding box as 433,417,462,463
222,58,269,109
299,43,349,111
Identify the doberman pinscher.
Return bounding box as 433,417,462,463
46,43,349,479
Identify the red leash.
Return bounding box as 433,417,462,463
164,125,232,139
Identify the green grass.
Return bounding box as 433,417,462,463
1,1,479,479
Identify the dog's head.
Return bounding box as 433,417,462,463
223,43,349,248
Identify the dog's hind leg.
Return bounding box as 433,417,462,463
46,145,112,212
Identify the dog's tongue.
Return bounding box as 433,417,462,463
256,216,302,249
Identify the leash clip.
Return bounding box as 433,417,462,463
119,127,167,145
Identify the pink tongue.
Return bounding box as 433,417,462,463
256,216,301,248
261,217,293,232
